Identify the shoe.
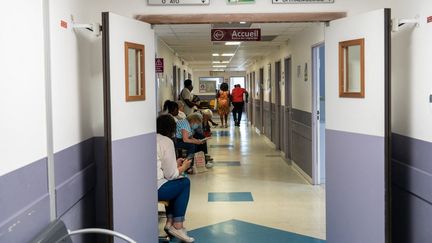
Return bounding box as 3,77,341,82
205,155,213,161
164,225,172,237
224,124,228,128
205,162,214,168
168,226,195,242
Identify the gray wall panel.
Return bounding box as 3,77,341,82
264,101,271,136
392,160,432,203
55,163,96,217
392,186,432,243
292,132,312,176
291,121,312,140
392,133,432,242
392,133,432,175
0,194,50,243
271,103,277,144
112,132,158,243
326,129,385,243
292,108,312,127
94,137,108,230
60,191,96,243
0,158,48,223
54,137,94,185
254,99,261,130
290,109,312,176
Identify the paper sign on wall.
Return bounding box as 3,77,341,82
155,58,164,73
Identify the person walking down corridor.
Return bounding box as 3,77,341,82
231,84,248,126
216,82,230,128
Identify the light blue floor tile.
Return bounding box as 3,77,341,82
208,192,253,202
188,219,326,243
215,131,230,137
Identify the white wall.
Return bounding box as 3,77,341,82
156,38,193,111
0,0,47,176
391,0,432,142
49,0,105,152
247,23,324,111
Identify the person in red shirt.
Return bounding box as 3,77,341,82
230,84,249,126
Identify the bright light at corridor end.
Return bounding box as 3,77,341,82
225,41,241,45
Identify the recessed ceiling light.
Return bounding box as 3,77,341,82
213,65,227,68
222,53,235,56
212,53,220,56
225,42,241,45
221,61,229,63
240,22,247,24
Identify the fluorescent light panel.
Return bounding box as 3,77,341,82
213,65,227,68
212,53,220,56
222,53,235,56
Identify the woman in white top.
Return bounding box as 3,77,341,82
157,114,194,242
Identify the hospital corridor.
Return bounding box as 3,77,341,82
1,0,432,243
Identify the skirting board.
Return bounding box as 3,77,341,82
262,136,276,149
292,160,313,184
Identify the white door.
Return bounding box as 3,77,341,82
102,12,157,242
325,9,391,243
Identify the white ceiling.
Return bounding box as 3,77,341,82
154,22,319,72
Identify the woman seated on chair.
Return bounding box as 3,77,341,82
175,112,205,158
157,114,195,243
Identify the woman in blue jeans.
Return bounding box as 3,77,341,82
157,114,194,242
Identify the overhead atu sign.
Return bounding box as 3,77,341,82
211,28,261,41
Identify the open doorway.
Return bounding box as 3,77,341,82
312,43,326,185
229,76,245,90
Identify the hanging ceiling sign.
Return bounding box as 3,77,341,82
272,0,334,3
211,29,261,41
148,0,209,5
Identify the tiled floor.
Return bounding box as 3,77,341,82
161,116,326,242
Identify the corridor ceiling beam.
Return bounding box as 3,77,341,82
135,12,347,24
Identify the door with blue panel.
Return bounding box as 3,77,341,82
102,12,157,243
325,9,391,243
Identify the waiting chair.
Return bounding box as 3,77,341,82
30,219,136,243
158,200,170,243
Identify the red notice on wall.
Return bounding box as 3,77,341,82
427,16,432,23
60,20,68,29
155,58,164,73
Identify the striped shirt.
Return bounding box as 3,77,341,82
176,119,192,139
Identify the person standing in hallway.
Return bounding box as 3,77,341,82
216,82,230,128
156,114,195,243
179,79,199,115
231,84,249,126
